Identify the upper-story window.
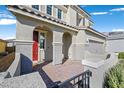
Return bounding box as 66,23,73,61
57,9,62,19
32,5,39,10
47,5,52,15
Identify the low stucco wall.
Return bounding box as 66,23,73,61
7,53,21,77
0,53,21,83
82,53,118,88
0,53,47,88
0,72,46,88
84,51,107,62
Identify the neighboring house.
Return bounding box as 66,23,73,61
104,32,124,53
0,39,7,53
7,5,106,73
5,39,16,53
6,39,16,47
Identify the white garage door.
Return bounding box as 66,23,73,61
87,40,104,54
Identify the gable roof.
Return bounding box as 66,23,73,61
77,6,91,17
7,5,106,38
7,5,79,31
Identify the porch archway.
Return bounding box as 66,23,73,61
62,32,72,61
32,25,53,62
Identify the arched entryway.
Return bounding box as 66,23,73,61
32,26,53,63
62,32,72,61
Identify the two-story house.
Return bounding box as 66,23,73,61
7,5,106,73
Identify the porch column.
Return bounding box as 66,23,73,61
73,29,87,60
52,30,63,65
16,17,35,74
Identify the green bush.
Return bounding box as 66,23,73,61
104,61,124,88
118,52,124,59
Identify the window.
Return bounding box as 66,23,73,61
32,5,39,10
47,5,52,15
58,9,62,19
40,33,45,49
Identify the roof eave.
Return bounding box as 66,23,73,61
7,5,79,32
79,27,107,38
76,5,91,17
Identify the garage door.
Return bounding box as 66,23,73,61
86,40,104,54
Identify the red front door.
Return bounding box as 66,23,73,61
33,31,38,61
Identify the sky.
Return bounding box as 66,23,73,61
0,5,124,39
81,5,124,32
0,5,16,40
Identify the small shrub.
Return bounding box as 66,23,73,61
118,52,124,59
104,61,124,88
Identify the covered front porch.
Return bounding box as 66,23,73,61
32,26,87,88
33,59,84,87
32,25,74,65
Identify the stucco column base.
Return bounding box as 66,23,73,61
71,43,85,60
52,42,63,65
15,40,34,74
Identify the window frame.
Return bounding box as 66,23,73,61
57,8,62,19
39,32,45,49
32,5,39,10
47,5,52,15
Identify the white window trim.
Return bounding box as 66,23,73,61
52,6,54,16
62,11,64,21
55,6,58,18
39,5,42,12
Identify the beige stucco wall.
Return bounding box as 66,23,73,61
41,5,46,13
16,16,35,41
45,31,53,61
66,6,77,26
71,29,106,60
52,29,63,64
71,30,86,60
85,30,106,54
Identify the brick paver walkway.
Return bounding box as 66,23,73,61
33,59,84,87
